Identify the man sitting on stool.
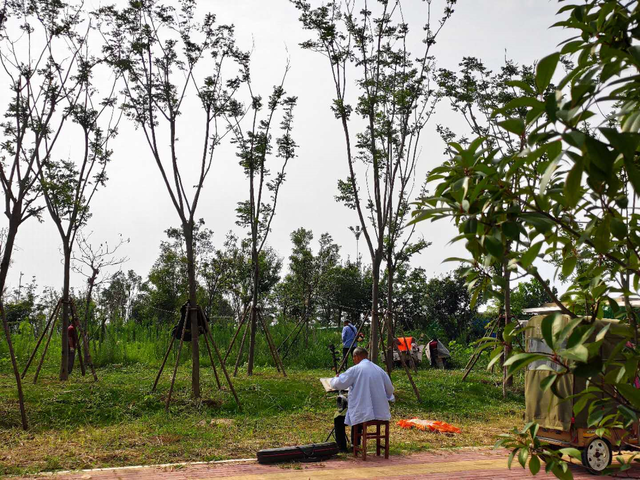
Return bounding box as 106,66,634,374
330,347,395,452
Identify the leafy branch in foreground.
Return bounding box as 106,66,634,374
413,0,640,477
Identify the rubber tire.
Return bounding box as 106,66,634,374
581,437,612,474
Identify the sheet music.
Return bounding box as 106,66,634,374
319,377,337,392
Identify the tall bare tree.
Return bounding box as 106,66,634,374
99,0,244,397
226,64,297,375
293,0,455,365
36,40,120,380
0,0,93,426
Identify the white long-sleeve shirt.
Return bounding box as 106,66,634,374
329,359,395,426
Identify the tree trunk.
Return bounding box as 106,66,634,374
503,257,512,398
0,216,28,429
184,221,200,399
60,245,70,381
385,262,395,373
247,244,259,376
370,257,381,364
83,277,95,365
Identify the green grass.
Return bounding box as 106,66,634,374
0,362,524,477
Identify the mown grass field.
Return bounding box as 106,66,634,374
0,362,524,477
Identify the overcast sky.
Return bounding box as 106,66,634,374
6,0,566,293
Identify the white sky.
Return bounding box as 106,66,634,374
6,0,567,293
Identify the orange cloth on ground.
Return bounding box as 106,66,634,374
397,337,413,351
397,418,461,434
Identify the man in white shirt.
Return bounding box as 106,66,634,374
330,347,395,449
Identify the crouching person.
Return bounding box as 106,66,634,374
330,347,395,452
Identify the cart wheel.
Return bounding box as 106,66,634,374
581,437,612,473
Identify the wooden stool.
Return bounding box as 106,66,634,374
352,420,389,460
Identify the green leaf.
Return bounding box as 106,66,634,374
529,454,541,475
502,221,520,240
540,374,557,392
496,97,544,116
521,242,543,269
624,156,640,195
561,40,584,54
541,314,559,350
559,448,582,460
505,80,535,95
593,217,611,253
485,236,504,258
564,160,583,208
573,393,596,415
522,213,555,234
487,346,504,370
562,344,589,362
562,256,577,279
536,53,560,93
518,448,529,468
611,217,628,240
552,464,574,480
540,157,560,196
566,324,595,350
499,118,526,136
504,353,549,376
617,384,640,410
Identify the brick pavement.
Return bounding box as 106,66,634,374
17,448,640,479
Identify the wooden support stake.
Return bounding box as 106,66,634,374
394,342,421,402
34,310,58,384
259,310,286,377
224,305,249,364
197,307,241,409
462,322,496,382
165,309,189,412
207,328,241,409
233,320,250,377
152,335,175,392
1,302,28,429
76,336,86,376
199,313,222,390
378,327,393,378
71,300,97,382
277,314,306,352
279,316,307,361
22,300,61,379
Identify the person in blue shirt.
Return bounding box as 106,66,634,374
341,319,358,367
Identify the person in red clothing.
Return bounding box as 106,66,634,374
67,322,79,374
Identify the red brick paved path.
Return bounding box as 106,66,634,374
18,449,640,479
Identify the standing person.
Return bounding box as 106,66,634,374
330,347,395,448
67,321,78,375
341,319,358,367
